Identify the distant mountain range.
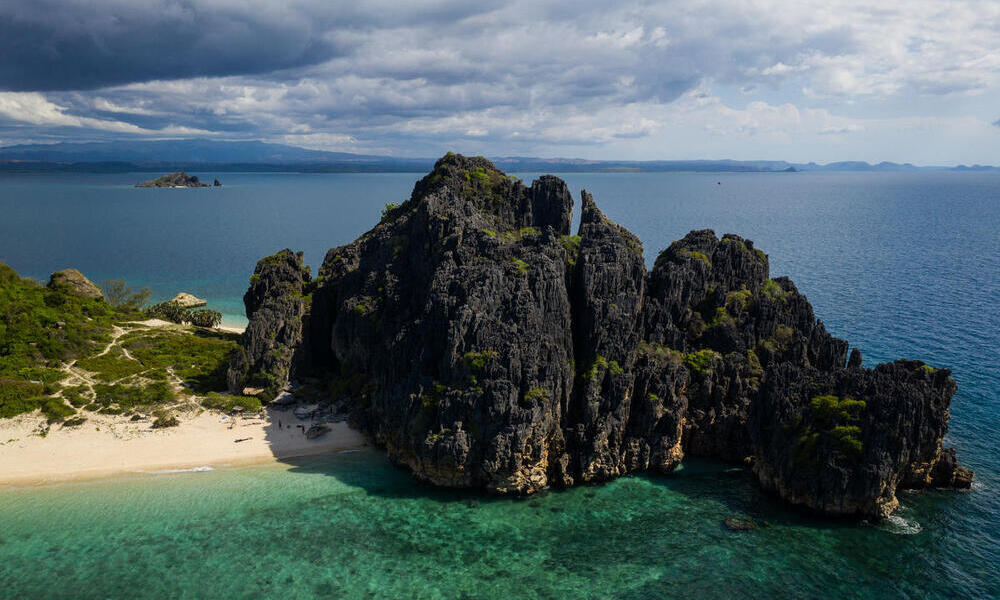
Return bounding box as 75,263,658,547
0,139,996,173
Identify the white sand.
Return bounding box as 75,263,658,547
129,319,246,335
0,407,368,486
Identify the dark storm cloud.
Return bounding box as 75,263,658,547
0,1,997,163
0,1,338,91
0,0,506,92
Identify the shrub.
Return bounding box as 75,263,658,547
188,309,222,328
0,262,121,379
94,381,174,410
75,347,144,381
381,202,400,220
41,398,75,423
62,385,90,407
725,287,752,311
831,425,863,458
523,387,547,402
637,341,683,365
123,329,237,393
559,235,582,266
145,301,191,324
677,248,710,264
683,349,721,376
707,306,734,328
463,350,498,371
0,379,45,418
201,392,262,413
511,258,529,274
151,409,179,428
101,280,152,310
581,355,624,380
809,395,866,427
763,279,789,301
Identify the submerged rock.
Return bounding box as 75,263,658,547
48,269,103,300
724,517,757,531
231,154,972,519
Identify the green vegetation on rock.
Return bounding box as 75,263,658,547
511,258,530,274
582,355,624,380
463,350,498,371
637,341,683,365
725,287,752,311
523,387,548,403
763,279,789,301
683,349,722,376
559,235,582,266
809,395,866,427
677,248,710,264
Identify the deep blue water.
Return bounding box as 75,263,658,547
0,170,998,598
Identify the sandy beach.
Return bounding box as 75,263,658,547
0,407,369,486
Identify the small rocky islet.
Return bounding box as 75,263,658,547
136,172,221,188
229,153,972,519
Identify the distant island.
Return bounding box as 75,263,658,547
136,172,221,188
0,139,996,174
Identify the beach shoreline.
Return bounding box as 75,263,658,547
0,407,369,487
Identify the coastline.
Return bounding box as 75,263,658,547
0,407,369,487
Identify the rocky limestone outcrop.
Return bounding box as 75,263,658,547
226,249,311,398
170,292,207,307
48,269,103,300
231,154,972,518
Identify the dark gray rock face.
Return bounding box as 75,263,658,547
135,172,209,188
232,154,972,518
226,249,311,398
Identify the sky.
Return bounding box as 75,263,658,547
0,0,998,164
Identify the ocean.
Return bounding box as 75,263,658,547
0,170,997,598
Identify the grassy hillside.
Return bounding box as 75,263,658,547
0,263,258,426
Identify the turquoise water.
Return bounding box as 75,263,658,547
0,452,989,599
0,171,998,597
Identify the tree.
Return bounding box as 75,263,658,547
101,279,152,310
188,309,222,328
145,301,191,324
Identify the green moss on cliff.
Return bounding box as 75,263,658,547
637,341,683,366
726,287,753,311
683,349,721,376
511,258,530,274
677,248,710,265
559,235,582,266
463,350,498,371
809,395,866,427
581,355,624,380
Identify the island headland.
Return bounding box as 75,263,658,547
229,153,971,519
136,172,221,188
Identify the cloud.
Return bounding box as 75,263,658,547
994,119,1000,127
0,0,997,163
0,0,345,91
0,92,217,136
